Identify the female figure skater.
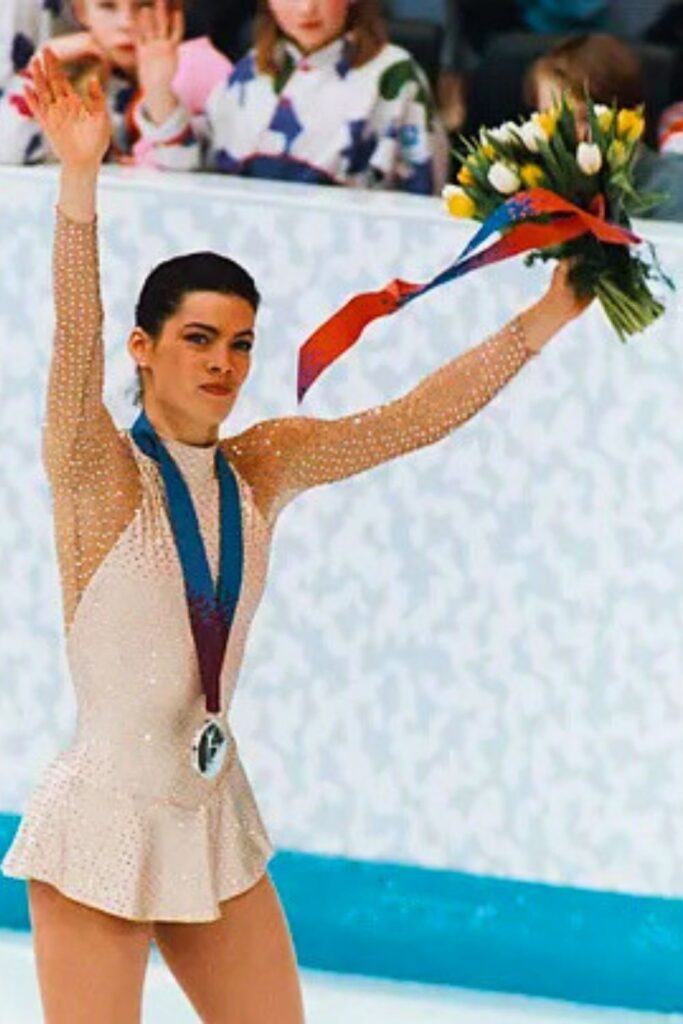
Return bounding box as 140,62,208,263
1,48,591,1024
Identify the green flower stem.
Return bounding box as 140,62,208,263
593,274,663,339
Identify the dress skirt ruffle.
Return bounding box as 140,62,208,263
2,750,275,923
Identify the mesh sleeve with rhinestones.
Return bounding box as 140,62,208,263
224,320,539,524
44,207,141,634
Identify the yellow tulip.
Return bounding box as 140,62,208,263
520,163,545,188
481,142,496,160
607,139,627,168
594,104,615,133
598,110,614,132
442,185,476,219
617,108,645,143
457,164,476,186
533,110,558,139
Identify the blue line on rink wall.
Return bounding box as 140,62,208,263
2,814,683,1012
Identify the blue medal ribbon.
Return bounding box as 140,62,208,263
130,410,244,718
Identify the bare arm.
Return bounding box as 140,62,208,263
225,265,592,523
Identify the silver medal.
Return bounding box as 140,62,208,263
191,715,229,779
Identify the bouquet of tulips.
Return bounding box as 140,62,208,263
443,95,673,340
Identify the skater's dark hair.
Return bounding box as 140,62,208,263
128,252,260,408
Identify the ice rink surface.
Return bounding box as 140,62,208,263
1,929,681,1024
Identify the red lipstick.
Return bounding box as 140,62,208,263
201,384,231,396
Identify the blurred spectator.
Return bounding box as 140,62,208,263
451,1,681,68
0,0,251,89
518,0,681,42
0,0,231,168
607,0,674,37
138,0,449,194
457,0,523,53
526,32,683,220
632,143,683,217
524,31,644,111
0,0,76,92
647,2,683,132
384,1,474,130
623,3,683,161
518,0,609,32
659,100,683,151
644,0,683,44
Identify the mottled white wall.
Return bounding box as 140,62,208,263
1,165,682,897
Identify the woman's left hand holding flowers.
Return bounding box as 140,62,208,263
134,0,184,125
545,259,594,323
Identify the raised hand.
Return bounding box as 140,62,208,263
134,0,184,125
546,259,594,323
516,257,595,354
24,47,111,171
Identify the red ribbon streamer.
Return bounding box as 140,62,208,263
297,187,640,402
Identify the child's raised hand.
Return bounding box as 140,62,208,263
134,0,184,109
24,47,112,170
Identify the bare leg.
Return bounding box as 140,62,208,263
28,879,153,1024
152,870,305,1024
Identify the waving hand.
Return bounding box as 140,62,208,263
23,47,111,170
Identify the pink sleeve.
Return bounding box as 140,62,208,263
131,36,231,168
172,36,232,114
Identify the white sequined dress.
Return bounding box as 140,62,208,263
1,207,537,922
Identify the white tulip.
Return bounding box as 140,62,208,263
576,141,603,175
488,161,520,194
519,119,547,152
593,104,611,118
485,127,506,144
487,122,519,145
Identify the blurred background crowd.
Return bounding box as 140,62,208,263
1,0,682,218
